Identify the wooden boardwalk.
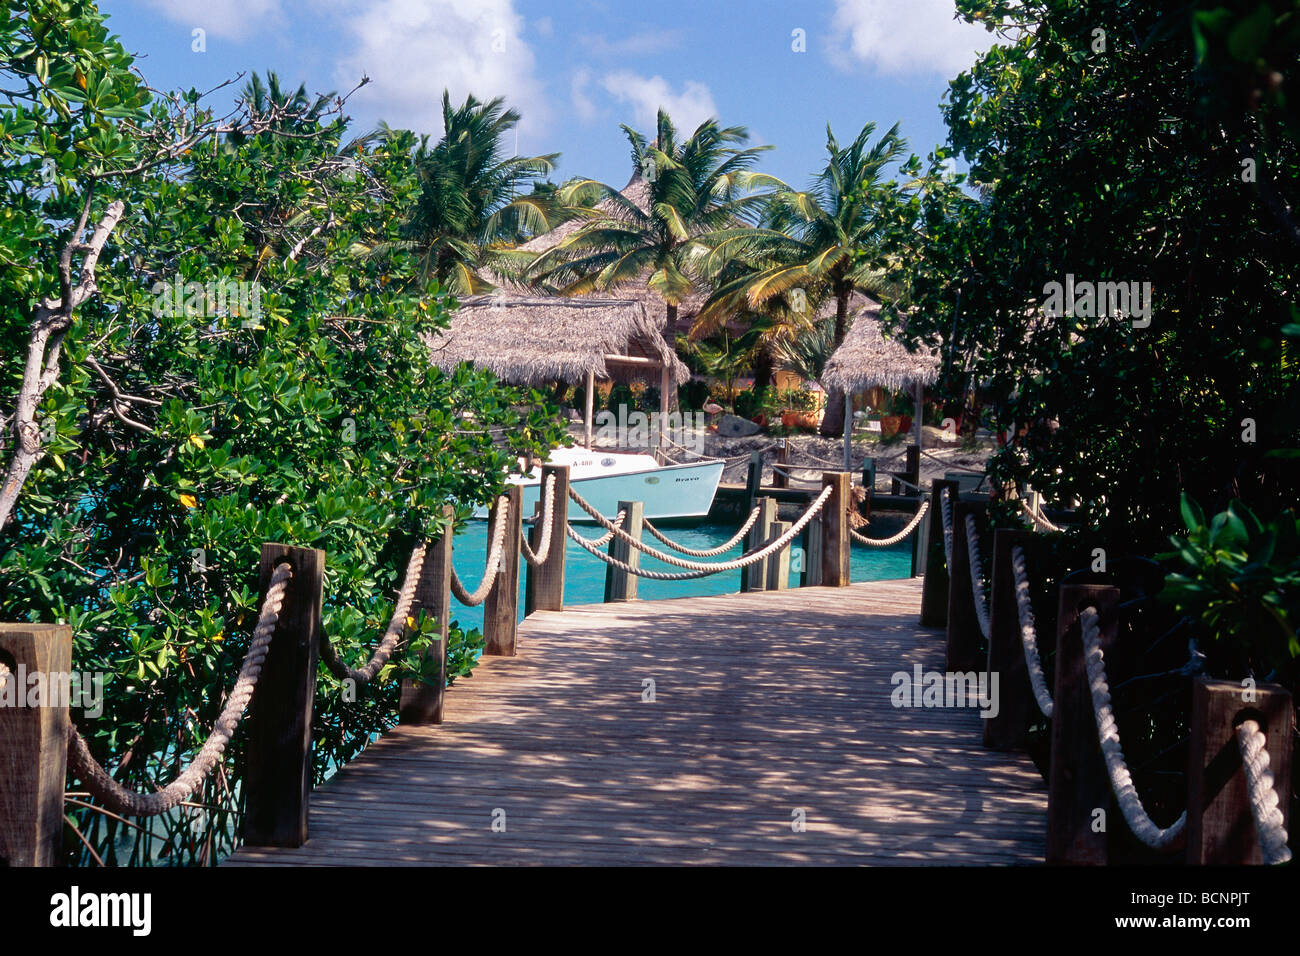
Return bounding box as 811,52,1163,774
227,578,1046,866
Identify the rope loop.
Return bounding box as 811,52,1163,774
320,544,426,686
450,495,510,606
849,499,929,547
66,562,293,817
643,506,762,557
520,474,557,568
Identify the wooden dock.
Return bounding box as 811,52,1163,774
226,578,1046,866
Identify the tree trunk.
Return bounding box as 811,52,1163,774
818,288,852,437
752,345,775,391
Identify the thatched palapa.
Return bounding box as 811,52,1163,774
821,300,941,394
427,295,690,387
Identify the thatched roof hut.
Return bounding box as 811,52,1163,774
427,294,690,387
821,300,941,394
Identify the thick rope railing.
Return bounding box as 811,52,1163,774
965,513,992,640
569,484,831,573
1080,606,1187,850
450,495,509,606
566,485,833,581
1011,544,1054,718
319,544,425,686
1236,719,1293,865
940,487,955,569
1021,497,1065,533
569,509,627,549
643,506,762,557
64,562,293,817
519,474,557,568
849,499,930,547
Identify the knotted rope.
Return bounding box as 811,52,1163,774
1020,497,1064,533
319,544,425,686
566,486,833,580
1080,606,1187,850
849,499,930,547
519,475,557,568
65,562,293,817
1236,719,1293,865
643,506,762,557
450,495,510,606
965,513,992,640
1010,544,1054,718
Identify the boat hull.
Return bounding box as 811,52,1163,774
475,458,725,522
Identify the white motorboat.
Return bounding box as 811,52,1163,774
476,446,725,523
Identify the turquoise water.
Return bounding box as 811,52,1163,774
447,519,914,634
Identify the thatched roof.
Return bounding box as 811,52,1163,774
820,300,941,394
427,295,690,387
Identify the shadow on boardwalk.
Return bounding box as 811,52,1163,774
227,578,1046,866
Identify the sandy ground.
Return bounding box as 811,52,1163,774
570,422,993,492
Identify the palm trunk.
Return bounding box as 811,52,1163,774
752,345,775,391
818,288,852,437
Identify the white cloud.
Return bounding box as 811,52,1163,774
580,29,685,58
534,16,554,38
830,0,995,76
571,68,598,123
136,0,282,40
600,72,717,135
327,0,548,139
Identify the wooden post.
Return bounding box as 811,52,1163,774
944,497,984,673
1186,678,1293,864
800,514,823,588
983,529,1037,751
0,624,72,867
744,451,763,510
484,485,523,656
1046,583,1120,865
741,497,777,593
862,457,876,501
911,494,929,578
604,500,644,602
525,464,569,613
913,380,924,450
766,520,792,590
244,543,325,848
400,506,453,725
820,472,851,587
657,362,670,465
772,440,789,489
920,479,958,626
584,369,594,450
841,388,852,472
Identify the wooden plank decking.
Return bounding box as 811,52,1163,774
226,578,1047,866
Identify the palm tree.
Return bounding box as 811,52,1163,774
394,92,561,294
528,110,781,330
693,122,913,435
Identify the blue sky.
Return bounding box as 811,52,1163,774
99,0,996,190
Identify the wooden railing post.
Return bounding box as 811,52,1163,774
741,496,777,592
1186,678,1293,864
400,505,453,725
604,500,644,603
944,496,984,673
1046,583,1120,865
819,472,851,587
244,543,324,848
920,479,958,626
983,528,1037,751
525,464,568,614
0,624,72,867
910,494,927,578
765,520,792,591
744,451,763,510
862,457,876,501
799,513,823,588
772,440,789,489
484,486,523,656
